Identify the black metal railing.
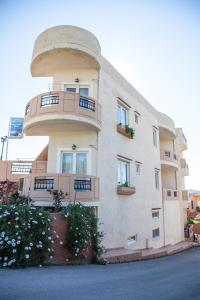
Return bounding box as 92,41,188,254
41,95,59,107
34,178,54,190
79,97,95,112
11,163,32,174
74,179,92,191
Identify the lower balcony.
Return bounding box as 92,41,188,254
0,160,47,182
163,188,180,201
20,173,99,205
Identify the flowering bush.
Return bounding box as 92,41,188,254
62,203,104,263
0,204,52,268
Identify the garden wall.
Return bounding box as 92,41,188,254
50,213,93,264
0,181,18,204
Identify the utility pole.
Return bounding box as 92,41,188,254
0,136,8,160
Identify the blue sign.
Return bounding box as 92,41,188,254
8,117,24,138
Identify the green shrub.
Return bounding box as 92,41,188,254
0,204,52,268
62,203,104,263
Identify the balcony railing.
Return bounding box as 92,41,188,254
74,179,92,191
11,163,32,174
34,178,54,190
41,94,59,107
20,173,99,203
24,91,101,134
79,97,95,112
160,149,178,164
0,160,47,182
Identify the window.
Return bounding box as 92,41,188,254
153,127,157,147
64,85,89,96
136,162,141,175
152,211,159,219
134,111,140,124
117,104,128,126
118,159,130,185
127,234,137,244
152,228,160,238
61,152,88,175
155,169,160,189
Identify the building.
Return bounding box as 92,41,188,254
0,25,189,250
188,191,200,211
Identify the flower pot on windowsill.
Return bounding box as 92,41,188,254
117,124,134,139
117,185,136,195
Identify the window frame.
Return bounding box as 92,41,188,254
117,103,129,126
155,169,160,190
152,228,160,239
117,158,130,186
153,127,158,147
58,148,91,175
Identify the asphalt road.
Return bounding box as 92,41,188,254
1,247,200,300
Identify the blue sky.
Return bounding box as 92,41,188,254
0,0,199,189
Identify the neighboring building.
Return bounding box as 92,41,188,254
188,191,200,211
0,25,189,250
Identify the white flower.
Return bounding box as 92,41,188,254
39,264,42,268
25,247,29,250
5,236,8,241
50,256,53,259
3,262,7,267
42,232,45,235
15,225,19,229
12,249,17,253
59,241,63,245
25,254,30,259
56,235,59,238
4,257,8,261
53,216,57,220
48,237,51,240
30,243,33,246
39,213,42,216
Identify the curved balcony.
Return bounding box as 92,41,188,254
31,25,101,76
24,91,101,135
20,173,99,204
160,149,178,169
176,128,188,151
157,112,176,138
180,158,189,176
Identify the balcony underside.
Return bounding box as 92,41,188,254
24,116,101,135
160,160,178,170
159,127,176,140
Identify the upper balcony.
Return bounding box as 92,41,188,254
160,149,178,169
31,25,101,77
157,112,176,139
23,91,101,135
176,128,188,151
180,158,189,176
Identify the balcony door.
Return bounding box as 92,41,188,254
61,151,88,175
64,84,89,96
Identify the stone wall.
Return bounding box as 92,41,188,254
0,181,19,204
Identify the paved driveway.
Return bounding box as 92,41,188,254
0,247,200,300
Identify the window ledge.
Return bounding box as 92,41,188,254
117,124,134,139
117,185,136,195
